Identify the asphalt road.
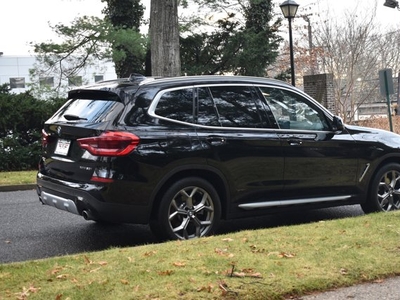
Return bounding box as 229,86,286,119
0,189,365,264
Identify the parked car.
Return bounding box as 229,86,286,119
37,74,400,240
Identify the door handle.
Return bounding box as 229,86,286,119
206,137,226,146
287,139,302,146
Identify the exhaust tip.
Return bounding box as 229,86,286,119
82,210,93,221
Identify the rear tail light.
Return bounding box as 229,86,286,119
77,131,140,156
41,129,55,148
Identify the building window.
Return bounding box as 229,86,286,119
94,75,104,82
68,76,82,87
39,77,54,88
10,77,25,89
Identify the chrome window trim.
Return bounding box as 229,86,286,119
147,83,335,133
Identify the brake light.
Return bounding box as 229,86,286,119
77,131,140,156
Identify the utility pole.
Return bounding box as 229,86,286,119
301,14,315,75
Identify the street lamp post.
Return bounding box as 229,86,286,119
280,0,299,86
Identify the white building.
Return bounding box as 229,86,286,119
0,54,117,95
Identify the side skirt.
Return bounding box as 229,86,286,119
238,195,353,210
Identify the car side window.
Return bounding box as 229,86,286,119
154,89,194,123
196,87,221,126
259,87,330,131
207,86,265,128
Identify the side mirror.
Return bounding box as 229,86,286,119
332,116,344,132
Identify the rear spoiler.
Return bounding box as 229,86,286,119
68,89,122,101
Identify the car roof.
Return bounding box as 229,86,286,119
68,74,294,100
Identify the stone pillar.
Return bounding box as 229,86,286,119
303,73,335,114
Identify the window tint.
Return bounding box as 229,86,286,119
197,87,220,126
155,89,194,123
208,86,264,128
259,87,330,131
53,99,123,123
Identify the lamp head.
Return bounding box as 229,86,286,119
280,0,299,19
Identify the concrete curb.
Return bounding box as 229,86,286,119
0,184,36,192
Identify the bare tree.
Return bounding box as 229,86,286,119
309,2,400,122
150,0,181,76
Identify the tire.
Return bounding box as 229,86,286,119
362,163,400,213
150,177,221,240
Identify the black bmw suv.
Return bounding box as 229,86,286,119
37,74,400,240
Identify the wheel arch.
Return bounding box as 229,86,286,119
149,166,230,221
367,156,400,187
361,156,400,213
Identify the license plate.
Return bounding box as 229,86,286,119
54,139,71,156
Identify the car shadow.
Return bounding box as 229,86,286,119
74,205,365,251
216,205,365,236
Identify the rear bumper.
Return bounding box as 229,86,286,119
39,189,80,215
36,173,151,224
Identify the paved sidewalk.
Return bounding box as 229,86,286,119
296,276,400,299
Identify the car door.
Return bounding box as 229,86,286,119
258,86,360,202
194,85,285,209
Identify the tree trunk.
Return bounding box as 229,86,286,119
150,0,181,77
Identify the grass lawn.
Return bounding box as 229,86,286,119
1,212,400,299
0,170,36,185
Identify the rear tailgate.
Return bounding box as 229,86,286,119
40,90,125,183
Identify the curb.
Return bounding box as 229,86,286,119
0,184,36,192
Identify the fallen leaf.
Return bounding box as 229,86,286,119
121,279,129,285
98,261,108,266
278,252,295,258
173,262,186,267
340,268,348,275
197,283,214,293
247,272,263,278
144,251,157,257
224,268,263,278
232,272,246,278
15,284,41,300
215,248,233,257
89,267,101,273
50,267,63,275
158,270,174,276
222,238,234,242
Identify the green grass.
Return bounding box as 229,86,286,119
1,211,400,299
0,170,36,185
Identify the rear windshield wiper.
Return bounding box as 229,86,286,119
64,114,88,121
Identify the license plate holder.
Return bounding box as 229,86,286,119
54,139,71,156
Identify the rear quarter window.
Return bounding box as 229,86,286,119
154,89,194,123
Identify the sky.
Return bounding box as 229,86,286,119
0,0,399,56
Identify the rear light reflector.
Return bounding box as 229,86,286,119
41,129,56,148
41,129,49,147
90,176,114,183
77,131,140,156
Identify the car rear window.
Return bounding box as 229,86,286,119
51,99,124,123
